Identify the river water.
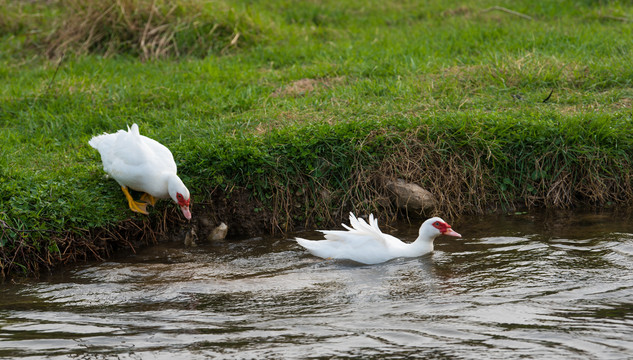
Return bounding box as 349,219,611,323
2,211,633,359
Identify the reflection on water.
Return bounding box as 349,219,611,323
2,211,633,359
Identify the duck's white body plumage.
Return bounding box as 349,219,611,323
296,213,461,264
89,124,191,219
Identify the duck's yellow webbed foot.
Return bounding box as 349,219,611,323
121,186,149,215
140,193,156,206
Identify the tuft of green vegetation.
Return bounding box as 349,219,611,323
1,0,632,277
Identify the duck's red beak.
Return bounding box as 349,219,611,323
181,205,192,220
442,227,461,237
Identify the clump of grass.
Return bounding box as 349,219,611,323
45,0,259,59
0,0,60,57
0,0,34,35
0,204,185,278
377,128,498,217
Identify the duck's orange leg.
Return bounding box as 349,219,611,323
121,186,149,215
140,193,156,206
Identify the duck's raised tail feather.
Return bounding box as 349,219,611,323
341,212,383,236
88,133,112,151
295,237,319,253
129,123,140,136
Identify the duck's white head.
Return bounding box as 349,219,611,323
419,217,461,240
167,175,192,220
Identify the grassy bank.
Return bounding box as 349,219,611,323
1,0,632,277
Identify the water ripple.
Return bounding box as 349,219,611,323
2,213,633,359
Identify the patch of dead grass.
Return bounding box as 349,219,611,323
441,6,474,18
375,128,497,217
272,76,345,97
435,56,592,89
45,0,240,60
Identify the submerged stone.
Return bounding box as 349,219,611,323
208,222,228,241
184,227,197,248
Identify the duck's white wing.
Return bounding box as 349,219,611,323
140,135,177,173
322,213,389,246
296,213,398,264
98,130,148,187
109,126,152,166
89,126,152,187
91,124,177,172
125,124,175,171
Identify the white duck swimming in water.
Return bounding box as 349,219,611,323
296,212,461,264
89,124,192,220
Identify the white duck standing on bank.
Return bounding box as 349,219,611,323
89,124,192,220
296,212,461,264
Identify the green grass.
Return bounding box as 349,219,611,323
1,0,633,276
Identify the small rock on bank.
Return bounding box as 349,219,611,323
386,179,435,213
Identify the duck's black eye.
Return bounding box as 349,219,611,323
434,221,441,226
177,194,183,200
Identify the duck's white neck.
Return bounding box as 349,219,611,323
405,235,434,255
403,226,440,256
166,173,188,202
